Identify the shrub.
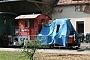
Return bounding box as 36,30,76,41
22,40,41,60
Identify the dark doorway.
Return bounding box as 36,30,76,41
56,25,60,33
76,21,84,34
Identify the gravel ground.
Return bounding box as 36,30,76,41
36,48,90,55
34,53,90,60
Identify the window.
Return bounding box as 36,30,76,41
42,19,45,25
25,20,29,27
25,20,34,28
76,21,84,33
29,20,34,28
42,19,45,22
4,16,6,25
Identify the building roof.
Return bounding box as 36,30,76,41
56,0,90,6
0,1,52,15
0,1,42,15
15,14,41,19
0,12,17,15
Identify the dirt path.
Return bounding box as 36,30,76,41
0,43,89,54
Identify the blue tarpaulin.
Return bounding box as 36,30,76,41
37,18,80,47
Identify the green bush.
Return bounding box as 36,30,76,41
22,40,41,60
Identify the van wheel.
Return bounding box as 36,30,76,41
66,43,73,49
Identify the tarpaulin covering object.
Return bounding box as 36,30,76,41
37,18,80,47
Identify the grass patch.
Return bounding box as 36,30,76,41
0,51,29,60
0,51,90,60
